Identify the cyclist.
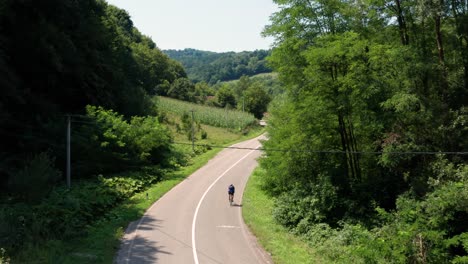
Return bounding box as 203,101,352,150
228,184,235,205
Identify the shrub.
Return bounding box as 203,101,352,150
270,159,468,263
72,106,176,176
201,129,208,139
273,180,338,229
0,166,165,256
272,174,341,229
361,160,468,263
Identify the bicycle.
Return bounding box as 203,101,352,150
228,184,235,206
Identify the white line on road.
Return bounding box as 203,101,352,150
192,145,260,264
216,225,241,229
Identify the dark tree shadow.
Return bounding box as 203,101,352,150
115,216,172,264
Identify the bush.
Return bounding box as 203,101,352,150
273,188,326,229
72,106,176,176
371,161,466,263
272,176,340,229
0,166,165,256
270,159,468,263
201,129,208,139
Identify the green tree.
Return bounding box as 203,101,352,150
243,82,271,119
194,81,215,104
260,0,467,234
234,75,251,99
168,78,196,102
216,84,237,108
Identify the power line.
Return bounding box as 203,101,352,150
67,114,93,119
172,142,468,156
71,120,100,125
3,116,467,156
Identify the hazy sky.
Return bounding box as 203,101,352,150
105,0,279,52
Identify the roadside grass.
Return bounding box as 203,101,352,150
10,126,265,264
243,167,322,264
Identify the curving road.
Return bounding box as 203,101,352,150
115,135,272,264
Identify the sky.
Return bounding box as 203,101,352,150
105,0,279,52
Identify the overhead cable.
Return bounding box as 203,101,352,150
172,142,468,155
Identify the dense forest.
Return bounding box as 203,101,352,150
163,48,272,83
259,0,468,262
0,0,189,191
0,0,194,259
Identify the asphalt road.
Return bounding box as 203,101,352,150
115,135,272,264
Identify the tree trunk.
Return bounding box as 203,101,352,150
395,0,410,45
434,14,445,65
434,3,449,101
347,116,361,181
338,113,361,184
338,114,350,183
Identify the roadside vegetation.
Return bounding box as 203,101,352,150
246,165,468,263
243,168,319,264
252,0,468,263
1,102,263,263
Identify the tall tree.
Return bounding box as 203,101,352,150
260,0,467,227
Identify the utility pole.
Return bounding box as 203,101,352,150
191,109,195,152
66,115,71,188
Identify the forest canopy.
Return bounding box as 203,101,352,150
259,0,468,262
163,48,272,84
0,0,185,192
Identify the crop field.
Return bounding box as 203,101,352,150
156,96,257,130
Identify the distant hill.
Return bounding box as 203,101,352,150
163,48,272,84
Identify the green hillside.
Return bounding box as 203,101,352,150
163,48,272,83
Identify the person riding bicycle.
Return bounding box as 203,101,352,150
228,184,235,204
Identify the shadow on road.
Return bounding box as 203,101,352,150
115,215,171,264
127,236,171,263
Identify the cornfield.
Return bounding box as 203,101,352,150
156,96,257,130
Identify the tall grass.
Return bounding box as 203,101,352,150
156,96,256,130
243,167,318,263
